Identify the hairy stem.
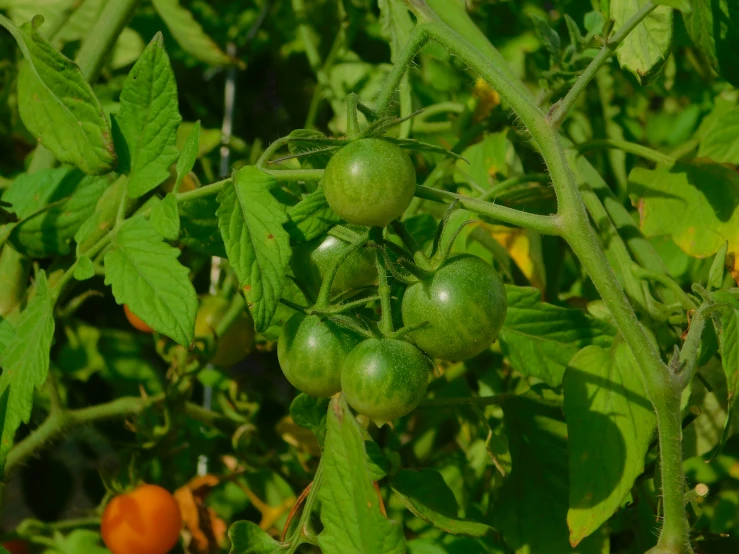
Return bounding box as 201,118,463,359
403,2,691,550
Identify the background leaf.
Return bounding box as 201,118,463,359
0,271,55,475
152,0,241,68
611,0,673,85
563,339,656,546
115,32,181,198
216,167,291,333
104,216,197,346
499,285,616,386
684,0,739,88
0,17,116,174
284,189,341,243
228,521,287,553
629,161,739,284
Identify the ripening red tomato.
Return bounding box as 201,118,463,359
1,540,29,554
101,484,182,554
124,304,154,333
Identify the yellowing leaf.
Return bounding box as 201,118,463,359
486,223,546,291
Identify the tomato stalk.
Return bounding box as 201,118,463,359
398,2,694,551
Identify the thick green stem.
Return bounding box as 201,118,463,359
404,2,692,549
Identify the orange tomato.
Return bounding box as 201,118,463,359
101,484,182,554
1,540,29,554
124,305,154,333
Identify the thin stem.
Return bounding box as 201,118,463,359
256,137,290,168
372,229,394,336
346,93,361,137
286,460,324,554
415,186,561,236
176,179,229,203
576,139,675,166
6,395,162,476
632,265,697,311
313,232,370,310
549,1,658,128
478,173,551,201
374,25,429,115
75,0,141,81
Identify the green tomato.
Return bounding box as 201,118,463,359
291,235,377,297
195,295,255,367
322,138,416,227
341,338,430,424
401,254,507,361
278,313,361,397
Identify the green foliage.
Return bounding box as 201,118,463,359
0,0,738,553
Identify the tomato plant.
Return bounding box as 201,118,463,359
1,1,738,554
101,484,182,554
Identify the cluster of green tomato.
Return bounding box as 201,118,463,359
278,139,508,424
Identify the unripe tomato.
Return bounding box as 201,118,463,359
101,484,182,554
195,295,255,367
291,235,377,297
124,304,154,333
322,139,416,227
341,338,431,423
278,313,361,397
1,540,29,554
401,254,507,361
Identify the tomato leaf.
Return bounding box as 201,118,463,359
216,167,291,333
285,188,342,243
150,192,180,241
104,216,197,346
290,393,329,443
0,271,55,475
684,0,739,88
391,469,493,536
175,120,200,192
629,160,739,284
493,396,609,554
611,0,673,85
499,285,616,387
318,395,405,554
115,32,181,198
0,16,116,175
696,98,739,164
73,255,95,281
228,521,288,553
152,0,242,68
4,167,114,258
710,291,739,455
563,339,656,546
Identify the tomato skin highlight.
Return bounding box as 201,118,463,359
1,540,29,554
322,139,416,228
278,313,361,397
124,304,154,333
401,254,507,361
101,484,182,554
291,235,377,297
195,295,255,367
341,338,431,423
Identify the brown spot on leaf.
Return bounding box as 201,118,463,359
267,233,274,239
